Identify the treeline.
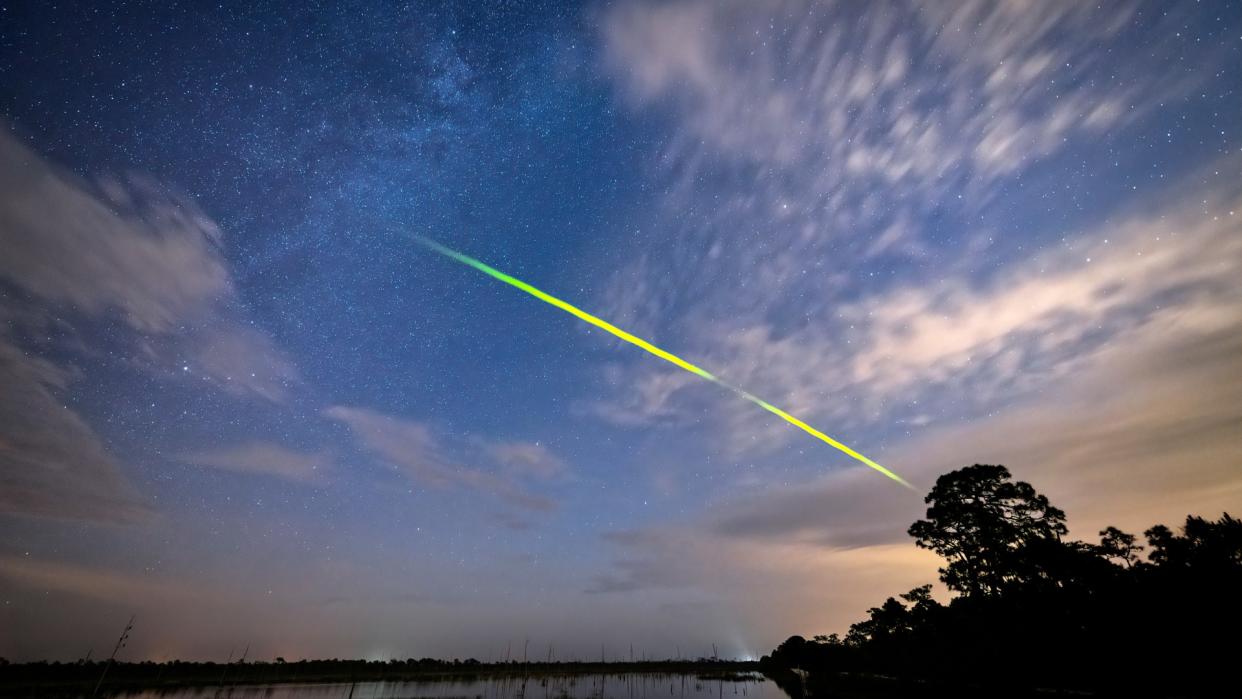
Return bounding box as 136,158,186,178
0,658,756,697
760,464,1242,696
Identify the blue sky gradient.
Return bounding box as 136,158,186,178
1,0,1240,661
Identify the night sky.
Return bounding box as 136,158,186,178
2,1,1240,662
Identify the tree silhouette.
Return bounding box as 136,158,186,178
1096,526,1142,568
907,464,1066,595
845,585,942,647
1145,513,1242,570
761,463,1242,695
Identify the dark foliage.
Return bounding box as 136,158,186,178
761,464,1242,696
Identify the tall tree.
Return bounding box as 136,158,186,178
907,464,1067,595
1096,526,1143,568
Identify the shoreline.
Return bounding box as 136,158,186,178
0,660,762,697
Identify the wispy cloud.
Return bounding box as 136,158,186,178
585,170,1242,462
0,338,148,522
488,441,570,481
0,554,198,605
180,442,332,483
586,529,701,594
589,218,1242,635
0,135,230,332
586,518,940,649
701,175,1242,453
0,127,299,521
593,1,1239,464
581,1,1242,644
0,127,297,401
604,0,1169,195
326,406,567,512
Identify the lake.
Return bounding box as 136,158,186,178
113,672,788,699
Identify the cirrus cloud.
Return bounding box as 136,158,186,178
0,127,298,521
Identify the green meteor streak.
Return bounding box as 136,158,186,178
418,237,913,489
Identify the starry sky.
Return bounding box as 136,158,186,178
1,0,1240,662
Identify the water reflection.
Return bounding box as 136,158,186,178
116,672,787,699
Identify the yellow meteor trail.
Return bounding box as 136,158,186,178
417,237,912,489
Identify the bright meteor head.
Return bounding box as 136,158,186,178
416,236,913,490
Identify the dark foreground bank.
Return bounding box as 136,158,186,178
0,659,759,698
759,464,1242,697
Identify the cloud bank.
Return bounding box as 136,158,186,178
0,127,296,521
582,0,1242,644
327,406,567,512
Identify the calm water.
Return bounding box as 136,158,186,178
116,673,789,699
